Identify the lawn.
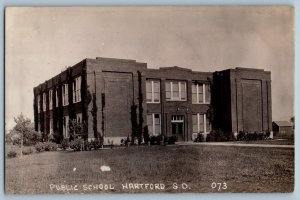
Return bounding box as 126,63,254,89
5,145,294,194
234,138,294,145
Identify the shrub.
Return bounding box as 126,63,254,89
48,134,56,143
35,142,46,152
83,138,103,151
257,132,265,140
150,135,163,145
57,143,63,149
93,137,104,149
53,131,63,144
237,131,246,141
132,137,139,145
5,133,12,144
225,132,235,141
69,138,83,151
242,132,257,141
252,132,258,140
11,133,21,145
7,150,17,158
206,130,223,142
44,142,57,151
206,133,215,142
9,114,42,146
194,133,205,142
120,137,130,146
61,139,69,150
237,131,268,141
166,136,178,144
143,126,150,144
205,130,235,142
83,140,94,151
266,130,271,138
22,147,33,155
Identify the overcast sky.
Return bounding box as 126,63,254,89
5,6,294,130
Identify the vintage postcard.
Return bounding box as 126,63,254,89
5,6,294,194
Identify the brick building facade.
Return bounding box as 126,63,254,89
33,57,272,144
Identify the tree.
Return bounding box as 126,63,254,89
290,116,295,129
69,119,87,139
11,113,41,156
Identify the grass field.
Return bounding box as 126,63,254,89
234,138,294,145
5,145,294,194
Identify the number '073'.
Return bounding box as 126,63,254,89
211,182,227,191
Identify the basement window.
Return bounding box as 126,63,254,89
49,118,53,135
147,113,161,136
192,113,211,139
63,116,69,138
76,113,82,123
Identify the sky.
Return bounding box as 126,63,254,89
5,6,294,131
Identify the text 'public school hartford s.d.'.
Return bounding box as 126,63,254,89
33,57,272,144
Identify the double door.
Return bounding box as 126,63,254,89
171,115,184,141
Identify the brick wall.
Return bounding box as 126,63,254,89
146,67,213,141
213,68,272,133
85,58,147,144
33,57,272,143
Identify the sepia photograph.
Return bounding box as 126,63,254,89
4,6,294,194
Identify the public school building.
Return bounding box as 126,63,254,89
33,57,272,143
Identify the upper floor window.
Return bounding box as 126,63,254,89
42,93,47,112
37,95,40,113
49,89,53,110
146,80,160,103
62,83,69,106
56,89,59,107
165,81,187,101
73,76,81,103
192,82,210,104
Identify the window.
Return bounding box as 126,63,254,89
146,80,160,103
165,81,186,101
171,115,184,122
63,116,69,138
37,121,40,133
192,113,211,139
62,83,69,106
49,90,53,110
147,113,161,136
192,83,210,104
49,118,53,135
280,130,286,134
43,93,47,112
73,76,81,103
56,89,59,107
37,95,40,113
76,113,82,123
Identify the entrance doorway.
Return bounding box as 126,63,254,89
171,115,184,141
